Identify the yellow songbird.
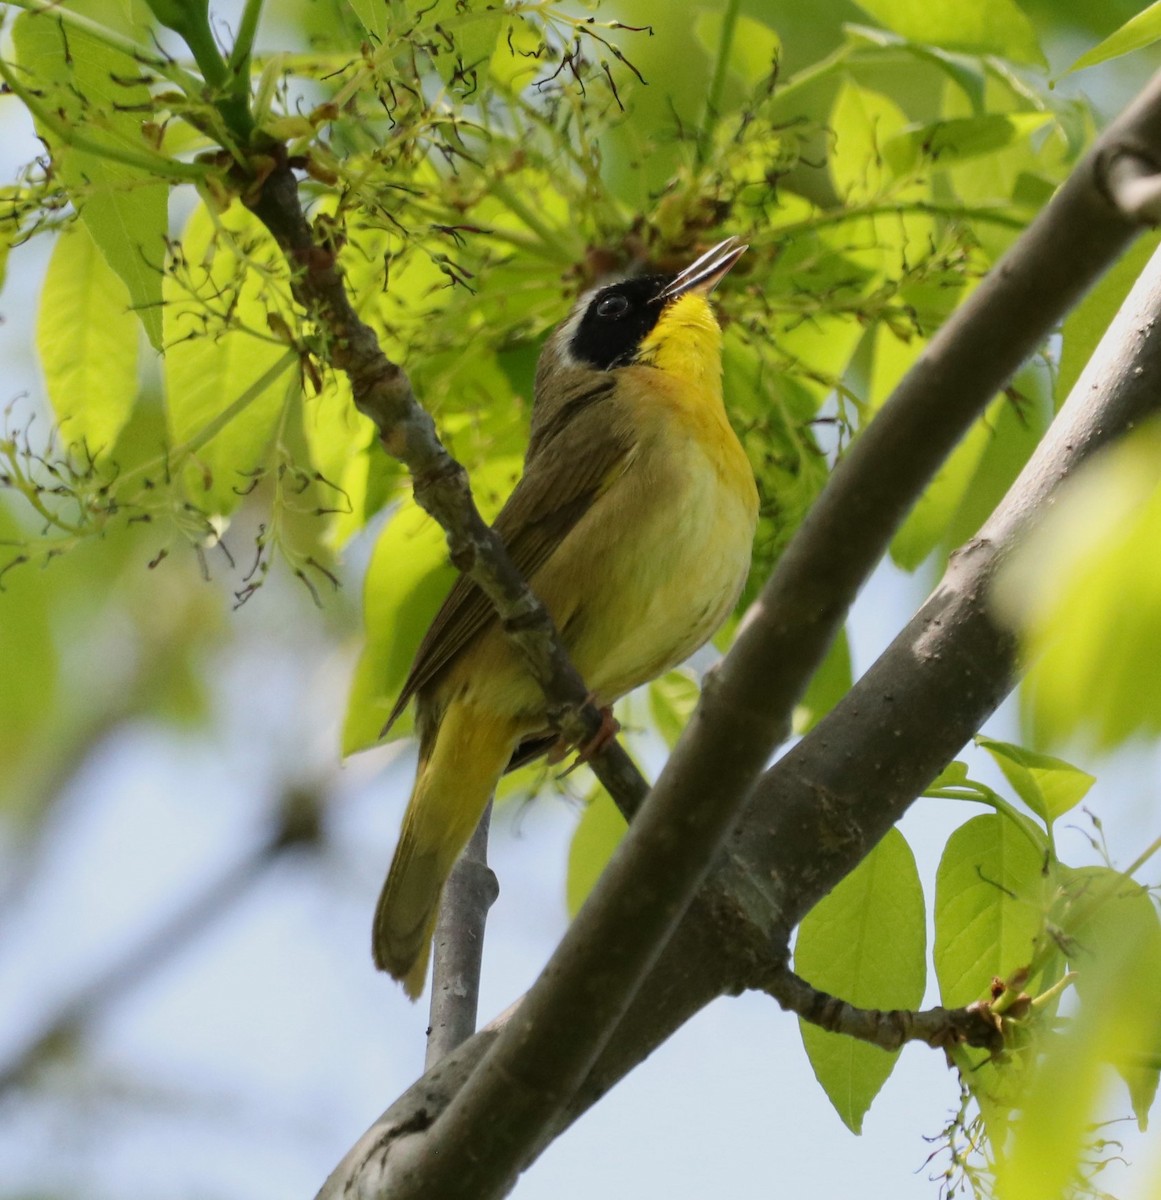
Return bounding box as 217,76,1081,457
374,237,759,997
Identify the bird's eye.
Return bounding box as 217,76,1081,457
596,293,630,319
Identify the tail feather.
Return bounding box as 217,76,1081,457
373,701,519,999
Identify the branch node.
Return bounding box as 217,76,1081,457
1100,146,1161,223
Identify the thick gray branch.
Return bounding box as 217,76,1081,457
318,77,1161,1200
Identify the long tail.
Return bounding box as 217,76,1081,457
373,700,519,999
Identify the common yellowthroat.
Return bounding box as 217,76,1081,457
374,237,759,997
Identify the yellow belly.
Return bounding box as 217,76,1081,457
440,366,758,724
558,414,756,702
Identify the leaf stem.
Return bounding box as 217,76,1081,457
696,0,740,167
925,782,1049,859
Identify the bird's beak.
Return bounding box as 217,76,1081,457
658,236,747,301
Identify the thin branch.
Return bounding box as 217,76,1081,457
243,147,650,820
425,801,497,1069
762,961,1004,1055
319,75,1161,1200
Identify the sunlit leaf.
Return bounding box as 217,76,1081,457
830,81,910,205
975,737,1095,827
935,814,1051,1143
343,454,522,756
792,626,851,735
882,113,1052,179
164,203,299,514
1058,231,1161,407
346,0,390,40
934,814,1046,1009
648,668,700,748
795,829,926,1133
566,789,626,917
1059,865,1161,1130
1001,868,1161,1196
37,223,140,457
994,420,1161,749
890,360,1049,571
1063,2,1161,77
13,12,167,349
851,0,1046,67
693,11,780,88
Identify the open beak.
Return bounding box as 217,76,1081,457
658,236,747,301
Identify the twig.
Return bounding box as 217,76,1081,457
762,960,1004,1055
318,72,1161,1200
425,801,497,1069
243,148,650,820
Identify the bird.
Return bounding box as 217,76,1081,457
373,236,759,998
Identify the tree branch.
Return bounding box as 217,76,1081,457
761,960,1005,1055
425,801,497,1068
342,67,1161,1200
318,76,1161,1200
242,147,650,818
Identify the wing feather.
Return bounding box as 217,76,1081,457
382,376,632,731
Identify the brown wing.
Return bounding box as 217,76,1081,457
382,376,632,732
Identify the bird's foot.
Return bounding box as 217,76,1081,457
550,698,621,776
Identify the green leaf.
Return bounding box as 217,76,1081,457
994,420,1161,749
881,113,1052,179
933,814,1046,1008
1058,230,1161,407
844,26,988,114
792,626,851,735
850,0,1046,67
0,505,57,789
693,11,780,88
566,790,627,918
974,736,1095,827
1002,868,1161,1195
343,454,522,756
164,202,298,513
346,0,390,40
794,829,926,1133
928,759,969,789
37,223,139,457
343,498,452,754
1063,2,1161,77
935,813,1052,1143
648,668,700,748
420,0,505,89
1059,865,1161,1130
830,81,910,205
13,12,167,349
890,367,1049,571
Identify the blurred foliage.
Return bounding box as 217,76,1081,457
997,419,1161,751
2,1,1161,1198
